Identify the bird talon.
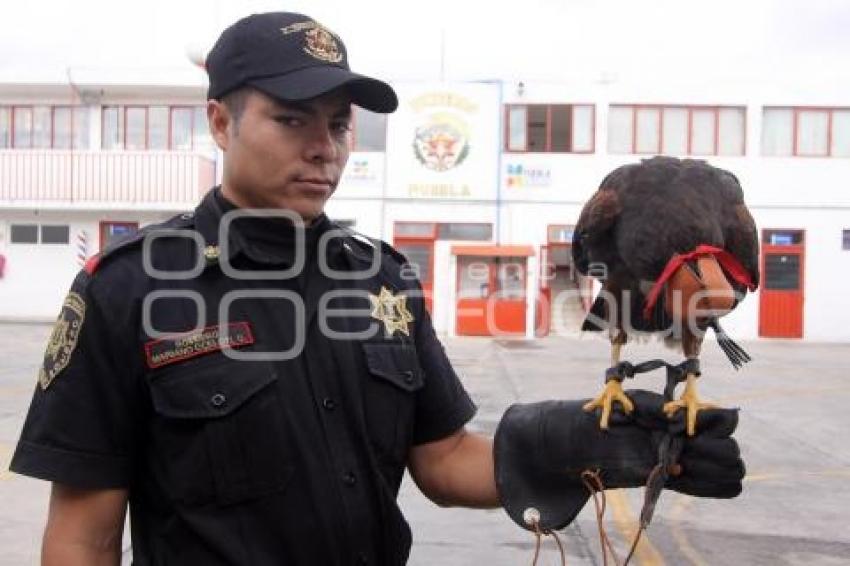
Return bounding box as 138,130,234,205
662,374,718,435
584,380,633,430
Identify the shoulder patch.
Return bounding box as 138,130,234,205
39,292,86,390
378,240,410,266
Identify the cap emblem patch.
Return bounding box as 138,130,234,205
281,21,343,63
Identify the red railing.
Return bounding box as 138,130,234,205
0,150,216,205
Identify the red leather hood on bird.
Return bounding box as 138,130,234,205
643,245,758,320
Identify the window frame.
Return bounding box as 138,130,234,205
0,106,11,148
99,221,140,250
11,105,34,148
762,106,850,158
1,105,90,149
169,105,196,151
504,103,596,154
350,106,386,152
437,222,494,241
101,104,209,151
40,224,71,245
51,105,82,150
10,223,40,244
609,104,747,156
124,105,149,150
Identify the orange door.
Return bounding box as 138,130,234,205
456,257,493,336
456,255,527,336
759,239,804,338
492,257,527,335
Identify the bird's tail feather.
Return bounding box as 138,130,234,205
710,319,752,369
581,294,608,331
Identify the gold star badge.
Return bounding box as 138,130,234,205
369,286,415,337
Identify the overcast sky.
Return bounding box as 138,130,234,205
1,0,848,85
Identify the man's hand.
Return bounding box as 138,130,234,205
494,389,744,531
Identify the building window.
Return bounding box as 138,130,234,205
394,222,436,238
32,106,52,148
547,224,575,243
608,105,745,156
763,229,804,246
148,106,169,150
10,224,39,244
12,107,33,148
192,107,214,154
102,106,123,150
171,107,194,151
0,107,9,148
125,107,147,150
0,106,90,149
352,107,386,151
10,223,71,244
762,107,850,157
505,104,595,153
843,230,850,251
102,105,212,151
394,222,493,241
100,222,139,249
40,225,70,244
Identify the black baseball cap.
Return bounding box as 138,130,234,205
206,12,398,113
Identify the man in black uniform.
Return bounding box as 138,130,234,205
10,11,745,566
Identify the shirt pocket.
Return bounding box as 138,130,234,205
361,342,424,471
148,357,293,506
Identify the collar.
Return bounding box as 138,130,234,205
193,187,336,267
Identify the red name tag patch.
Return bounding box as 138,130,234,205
144,322,255,369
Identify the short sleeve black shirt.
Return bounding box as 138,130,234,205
11,188,477,565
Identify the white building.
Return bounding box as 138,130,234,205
1,72,848,341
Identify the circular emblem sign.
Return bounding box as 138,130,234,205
413,117,470,172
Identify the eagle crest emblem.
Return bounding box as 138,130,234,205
413,114,470,172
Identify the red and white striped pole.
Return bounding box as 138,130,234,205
76,230,89,267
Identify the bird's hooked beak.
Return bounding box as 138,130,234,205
665,256,736,321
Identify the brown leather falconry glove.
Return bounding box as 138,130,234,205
494,389,744,531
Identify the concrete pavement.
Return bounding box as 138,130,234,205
2,323,849,565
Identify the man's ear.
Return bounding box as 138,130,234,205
208,100,230,151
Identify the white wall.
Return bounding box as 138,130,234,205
0,210,170,320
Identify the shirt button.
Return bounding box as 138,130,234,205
210,393,227,408
322,397,336,410
403,370,415,384
356,553,369,565
342,471,357,486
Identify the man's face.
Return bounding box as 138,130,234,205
214,89,352,222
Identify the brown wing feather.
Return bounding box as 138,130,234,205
572,188,622,275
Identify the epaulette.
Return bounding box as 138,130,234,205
334,225,410,267
83,212,196,275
